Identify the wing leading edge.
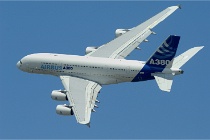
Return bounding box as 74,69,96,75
89,6,180,59
60,76,101,125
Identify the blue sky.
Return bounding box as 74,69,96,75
0,1,210,139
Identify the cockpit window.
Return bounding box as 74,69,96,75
20,61,22,64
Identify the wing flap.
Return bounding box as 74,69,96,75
86,81,101,109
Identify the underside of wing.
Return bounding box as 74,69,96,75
88,6,180,59
60,76,101,125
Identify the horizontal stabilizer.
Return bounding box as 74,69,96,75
153,73,174,92
172,46,204,68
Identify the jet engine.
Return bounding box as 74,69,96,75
51,90,68,101
56,105,74,116
85,47,98,55
115,29,131,37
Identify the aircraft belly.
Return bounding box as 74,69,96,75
64,72,134,85
91,77,133,85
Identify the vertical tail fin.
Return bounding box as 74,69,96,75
146,35,180,92
143,35,181,92
146,35,180,70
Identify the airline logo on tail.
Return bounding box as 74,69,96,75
146,35,180,68
132,35,181,82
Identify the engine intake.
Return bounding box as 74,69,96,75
85,47,98,55
115,28,131,37
51,90,68,101
56,105,74,116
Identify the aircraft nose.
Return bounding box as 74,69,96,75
16,61,21,69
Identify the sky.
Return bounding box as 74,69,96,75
0,1,210,139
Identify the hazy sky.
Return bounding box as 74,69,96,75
0,1,209,139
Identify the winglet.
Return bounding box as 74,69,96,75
178,4,182,9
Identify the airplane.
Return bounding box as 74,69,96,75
16,5,203,127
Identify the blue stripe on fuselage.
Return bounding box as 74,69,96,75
131,64,163,82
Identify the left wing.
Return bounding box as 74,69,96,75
88,6,180,59
60,76,101,125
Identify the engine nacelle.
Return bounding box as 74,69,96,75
56,105,74,116
85,47,98,55
51,90,67,101
115,29,131,37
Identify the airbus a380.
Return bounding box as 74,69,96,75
17,6,203,126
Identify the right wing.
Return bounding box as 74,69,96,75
89,6,180,59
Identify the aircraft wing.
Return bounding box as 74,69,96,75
60,76,101,125
89,6,180,59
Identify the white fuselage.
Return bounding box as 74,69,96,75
17,53,146,85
